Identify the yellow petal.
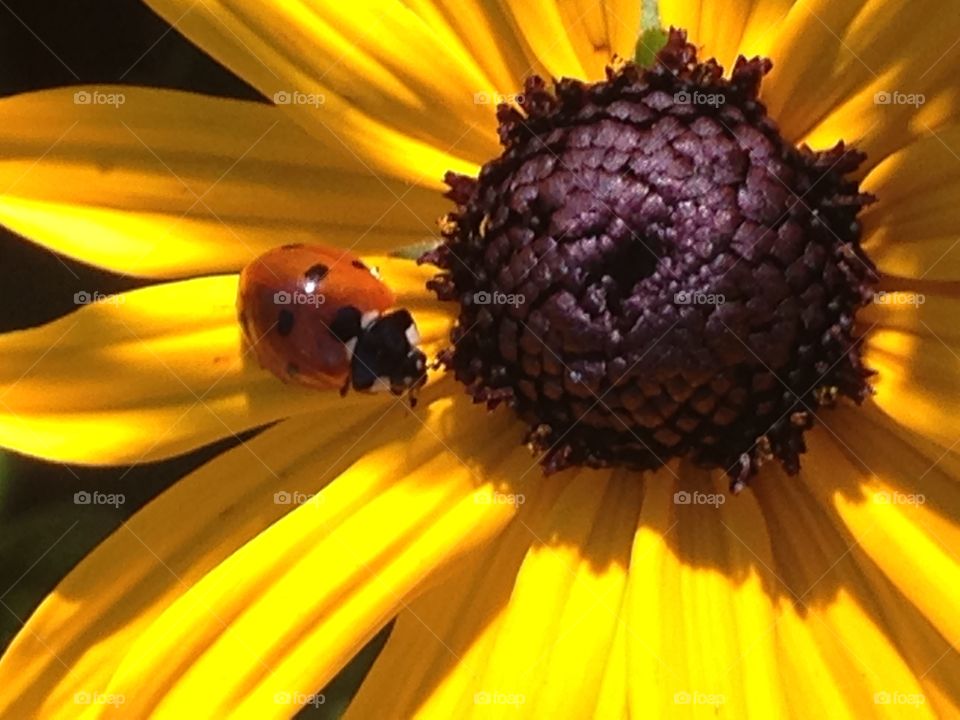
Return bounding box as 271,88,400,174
467,470,640,718
863,123,960,211
710,0,792,70
659,0,702,44
0,388,521,719
762,0,960,163
864,325,960,449
861,123,960,281
400,0,548,93
142,0,499,185
0,87,444,278
660,0,795,71
695,0,751,69
0,401,381,720
497,1,594,80
802,406,960,713
860,287,960,343
756,447,956,718
347,467,644,718
591,603,629,719
346,474,567,718
733,0,797,62
0,257,447,464
603,0,644,66
626,468,788,718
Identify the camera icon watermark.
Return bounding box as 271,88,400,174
74,290,125,306
873,91,925,107
674,290,725,306
73,90,126,107
673,690,726,706
74,490,125,508
474,490,526,507
872,290,925,307
674,90,726,108
873,491,925,506
73,691,125,707
473,91,524,105
673,490,725,508
874,690,925,707
273,290,325,306
473,690,526,706
273,90,326,107
273,490,322,507
472,290,525,308
273,691,325,707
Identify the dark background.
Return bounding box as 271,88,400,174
0,2,385,715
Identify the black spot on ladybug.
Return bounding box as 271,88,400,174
281,243,304,250
351,259,368,271
304,263,329,284
277,309,295,337
330,305,363,342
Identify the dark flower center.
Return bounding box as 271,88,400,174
423,29,877,491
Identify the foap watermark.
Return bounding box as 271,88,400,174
873,491,925,507
273,90,325,107
873,290,925,307
73,90,125,107
73,691,125,707
674,290,725,306
473,290,525,308
673,691,726,707
274,490,322,507
673,490,725,508
474,691,526,706
274,290,325,306
74,290,125,306
674,90,726,108
474,91,524,105
874,91,925,108
474,490,526,507
74,490,125,508
273,691,325,708
874,691,925,707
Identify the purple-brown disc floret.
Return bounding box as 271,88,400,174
423,29,877,490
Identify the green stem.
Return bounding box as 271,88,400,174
634,0,668,67
641,0,661,32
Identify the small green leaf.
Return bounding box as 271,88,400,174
635,26,669,67
641,0,661,31
390,239,440,260
634,0,668,67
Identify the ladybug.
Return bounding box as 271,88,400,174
237,244,427,402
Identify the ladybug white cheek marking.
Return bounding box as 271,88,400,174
405,324,420,347
370,378,393,394
360,310,380,329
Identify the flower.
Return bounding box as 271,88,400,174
0,0,958,718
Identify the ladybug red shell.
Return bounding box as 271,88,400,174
237,244,427,400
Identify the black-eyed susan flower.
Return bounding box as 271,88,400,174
0,0,958,717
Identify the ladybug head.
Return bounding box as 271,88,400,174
332,307,428,402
